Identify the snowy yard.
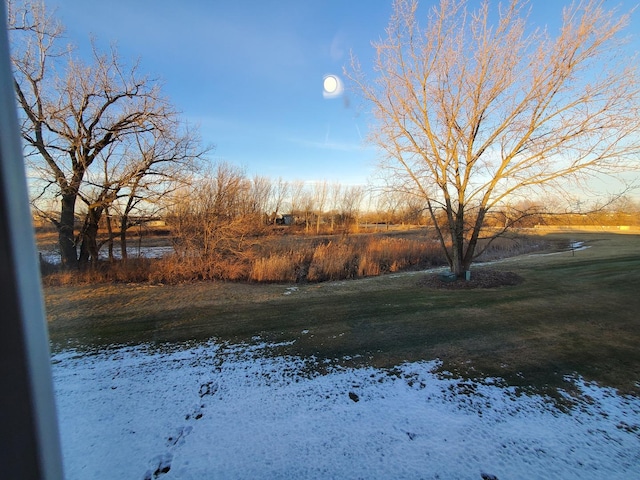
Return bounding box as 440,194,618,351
52,340,640,479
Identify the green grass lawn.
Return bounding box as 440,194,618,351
44,232,640,398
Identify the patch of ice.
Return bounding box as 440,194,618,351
39,245,174,265
528,240,592,257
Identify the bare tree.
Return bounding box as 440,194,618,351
340,185,364,233
289,180,306,226
245,175,272,226
8,0,199,267
169,163,250,262
327,182,342,232
313,180,328,234
266,176,289,224
349,0,640,277
376,189,403,229
68,120,204,265
113,122,207,262
300,189,316,234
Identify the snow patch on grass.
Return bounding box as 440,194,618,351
52,341,640,479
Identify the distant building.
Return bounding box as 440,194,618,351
275,214,294,226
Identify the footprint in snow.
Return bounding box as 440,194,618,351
166,426,193,447
143,382,217,478
185,404,205,421
143,452,173,479
199,381,218,398
481,473,499,480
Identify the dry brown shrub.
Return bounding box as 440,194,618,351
357,254,380,277
307,241,357,281
146,256,188,283
250,254,297,283
41,270,78,286
106,259,152,283
147,254,252,283
40,258,154,285
357,237,439,276
214,258,250,281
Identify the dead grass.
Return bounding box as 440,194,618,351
307,241,358,281
41,258,153,286
250,254,298,282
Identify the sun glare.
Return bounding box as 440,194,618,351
323,74,343,98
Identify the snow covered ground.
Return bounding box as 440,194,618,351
51,340,640,480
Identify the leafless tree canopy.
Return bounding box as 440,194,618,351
349,0,640,276
8,0,207,267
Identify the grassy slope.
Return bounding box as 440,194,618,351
45,232,640,397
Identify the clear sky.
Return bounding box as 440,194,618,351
43,0,394,186
43,0,639,188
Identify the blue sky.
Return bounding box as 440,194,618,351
44,0,639,187
45,0,394,185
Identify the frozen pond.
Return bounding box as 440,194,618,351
39,245,174,265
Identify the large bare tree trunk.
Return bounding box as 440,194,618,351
78,206,103,267
120,211,130,263
105,207,114,262
58,193,77,268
